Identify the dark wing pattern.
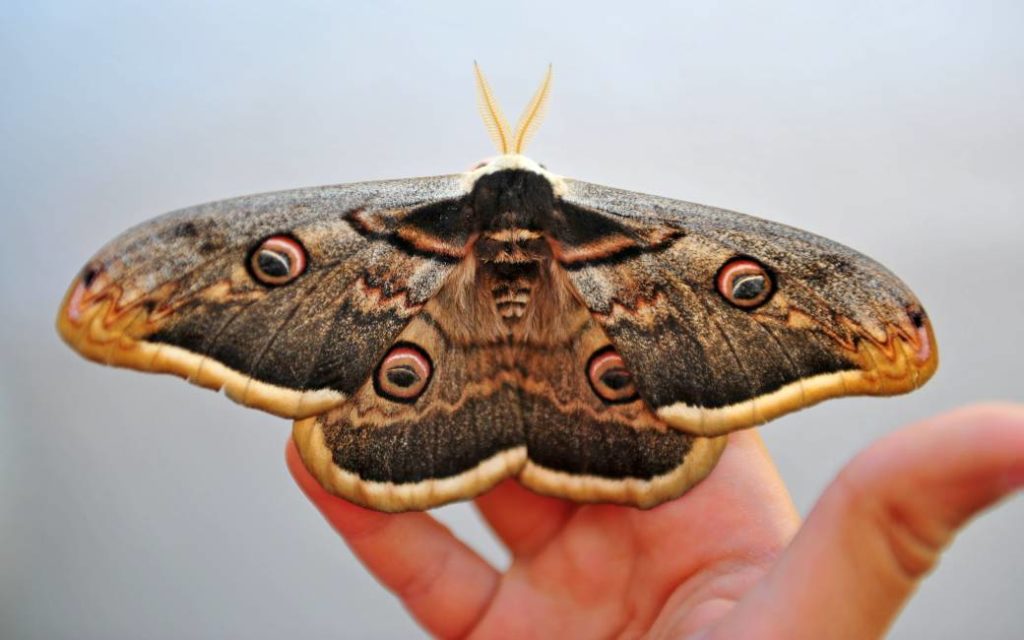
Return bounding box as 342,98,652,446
58,176,469,418
294,265,726,512
557,178,938,436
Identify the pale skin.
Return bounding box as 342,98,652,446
286,404,1024,639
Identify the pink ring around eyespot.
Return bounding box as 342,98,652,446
716,258,772,309
374,343,434,402
588,350,623,383
262,237,306,274
250,235,307,286
586,347,639,403
382,347,430,371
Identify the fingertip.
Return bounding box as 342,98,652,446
915,402,1024,442
824,403,1024,583
845,402,1024,496
947,403,1024,490
284,442,499,639
285,435,390,537
941,401,1024,424
473,478,575,556
711,404,1024,640
476,477,569,512
285,437,303,481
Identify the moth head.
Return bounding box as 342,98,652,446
462,154,566,197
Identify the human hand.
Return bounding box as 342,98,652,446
286,404,1024,639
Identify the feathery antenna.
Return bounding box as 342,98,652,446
473,63,553,155
474,62,513,155
513,64,553,154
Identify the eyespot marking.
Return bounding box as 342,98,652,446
248,235,307,286
587,346,639,404
374,343,433,403
716,257,774,309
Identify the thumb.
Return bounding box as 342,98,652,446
709,403,1024,640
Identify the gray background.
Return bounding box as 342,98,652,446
2,1,1021,638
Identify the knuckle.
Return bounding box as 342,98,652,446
394,546,452,603
833,456,951,582
876,501,947,580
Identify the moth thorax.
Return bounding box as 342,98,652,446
475,228,549,263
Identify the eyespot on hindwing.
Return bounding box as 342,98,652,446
587,346,639,404
374,343,434,403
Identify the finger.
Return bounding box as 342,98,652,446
711,403,1024,640
286,439,499,639
626,430,800,561
473,478,576,557
507,430,800,639
643,431,801,637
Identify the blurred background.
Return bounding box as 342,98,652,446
2,1,1022,637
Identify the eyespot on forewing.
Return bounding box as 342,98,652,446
248,235,307,286
716,257,774,309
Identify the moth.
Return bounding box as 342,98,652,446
57,66,938,512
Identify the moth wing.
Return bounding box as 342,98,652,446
58,175,473,419
292,292,528,512
292,274,728,512
514,302,728,510
555,178,938,436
